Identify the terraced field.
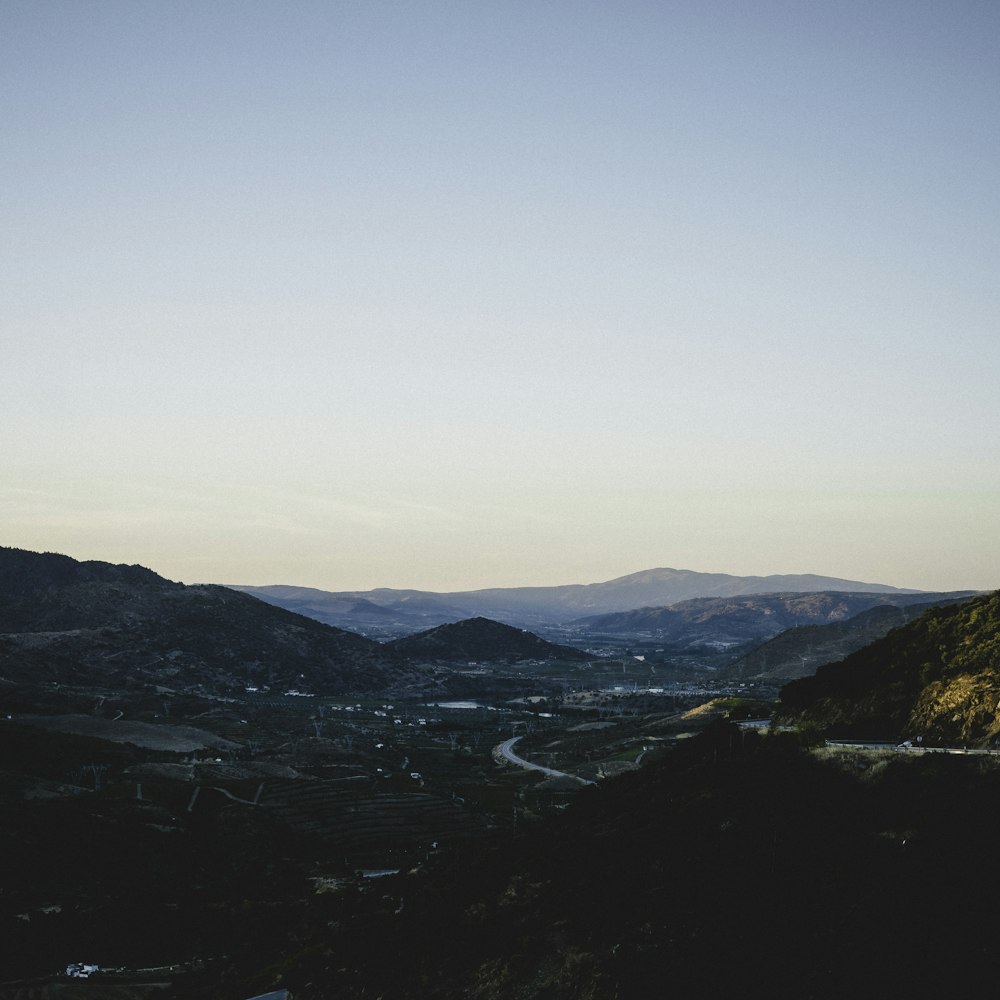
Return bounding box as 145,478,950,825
0,983,171,998
258,778,494,865
13,715,239,753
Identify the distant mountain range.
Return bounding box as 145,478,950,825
574,590,975,652
0,548,604,703
230,567,922,634
7,548,984,710
725,595,974,682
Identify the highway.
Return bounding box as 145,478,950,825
496,736,595,785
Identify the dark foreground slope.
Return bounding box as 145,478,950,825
780,590,1000,742
0,547,412,697
190,724,1000,1000
385,616,591,664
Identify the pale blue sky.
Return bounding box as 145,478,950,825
3,1,999,592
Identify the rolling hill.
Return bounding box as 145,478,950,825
575,590,974,653
725,595,974,681
384,617,592,664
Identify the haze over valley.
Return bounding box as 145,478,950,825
231,565,927,633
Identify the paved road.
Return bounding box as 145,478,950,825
497,736,595,785
826,740,1000,755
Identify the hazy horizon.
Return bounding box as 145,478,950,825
4,2,999,595
225,564,948,596
4,541,982,597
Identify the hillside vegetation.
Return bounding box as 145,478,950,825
0,547,413,698
780,591,1000,742
726,596,972,681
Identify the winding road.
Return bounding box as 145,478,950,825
496,736,595,785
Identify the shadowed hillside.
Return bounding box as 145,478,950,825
384,617,591,664
183,722,1000,1000
780,591,1000,742
725,594,974,681
575,590,971,650
0,547,417,698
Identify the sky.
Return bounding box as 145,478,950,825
3,0,999,593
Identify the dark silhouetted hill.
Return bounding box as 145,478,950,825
384,617,591,664
208,721,1000,1000
0,547,415,696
